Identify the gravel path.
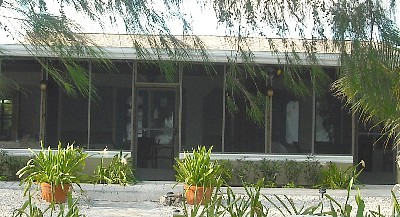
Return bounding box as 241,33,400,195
0,182,395,216
0,188,175,217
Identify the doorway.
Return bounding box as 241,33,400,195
135,88,178,180
357,122,395,184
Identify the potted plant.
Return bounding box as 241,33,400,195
174,146,224,205
17,142,88,203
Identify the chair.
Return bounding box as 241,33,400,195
137,137,158,168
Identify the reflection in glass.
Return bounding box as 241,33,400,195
136,63,178,83
182,65,223,152
0,99,12,141
272,88,312,154
285,101,299,145
137,89,175,169
314,90,352,154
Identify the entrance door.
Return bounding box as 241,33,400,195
135,88,177,180
357,122,395,184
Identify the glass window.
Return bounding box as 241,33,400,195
88,62,133,150
224,67,265,153
225,103,265,153
136,62,179,83
1,59,41,148
314,70,352,155
59,61,134,150
314,98,352,154
136,89,176,168
55,61,133,151
89,86,114,149
271,77,313,154
285,101,299,145
60,93,88,146
182,64,224,152
0,99,12,141
358,122,393,173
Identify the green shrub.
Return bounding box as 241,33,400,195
283,182,297,188
0,150,30,181
257,159,280,187
234,160,257,184
303,160,323,187
92,151,136,185
218,160,233,185
283,160,304,186
319,161,365,189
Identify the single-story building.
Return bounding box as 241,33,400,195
0,34,395,183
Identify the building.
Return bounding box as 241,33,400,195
0,34,395,183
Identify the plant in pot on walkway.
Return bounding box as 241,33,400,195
174,146,224,205
17,142,88,203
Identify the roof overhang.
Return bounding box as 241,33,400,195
0,44,341,67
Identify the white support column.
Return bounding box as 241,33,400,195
57,87,62,142
131,61,137,166
265,76,272,154
222,65,226,152
178,64,183,153
311,80,316,154
112,87,117,145
352,110,357,163
87,61,92,149
265,77,268,153
267,96,273,153
39,64,48,144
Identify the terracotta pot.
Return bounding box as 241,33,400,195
184,184,213,205
40,183,71,203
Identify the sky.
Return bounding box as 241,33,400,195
0,0,226,44
75,0,237,39
1,0,400,44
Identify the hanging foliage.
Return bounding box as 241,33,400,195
1,0,400,144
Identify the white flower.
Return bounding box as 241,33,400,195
120,157,128,165
360,160,365,168
101,146,109,157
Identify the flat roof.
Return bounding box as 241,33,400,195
0,34,342,66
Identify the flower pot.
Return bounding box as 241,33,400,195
184,184,213,205
40,183,71,203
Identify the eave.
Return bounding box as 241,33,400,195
0,44,341,66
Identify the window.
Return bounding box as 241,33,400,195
136,62,179,84
285,101,299,145
0,99,12,141
182,64,224,151
314,98,352,154
314,70,352,155
272,88,313,154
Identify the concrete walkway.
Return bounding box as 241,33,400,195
0,181,397,216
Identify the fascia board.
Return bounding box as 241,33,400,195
0,44,341,66
102,47,341,66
